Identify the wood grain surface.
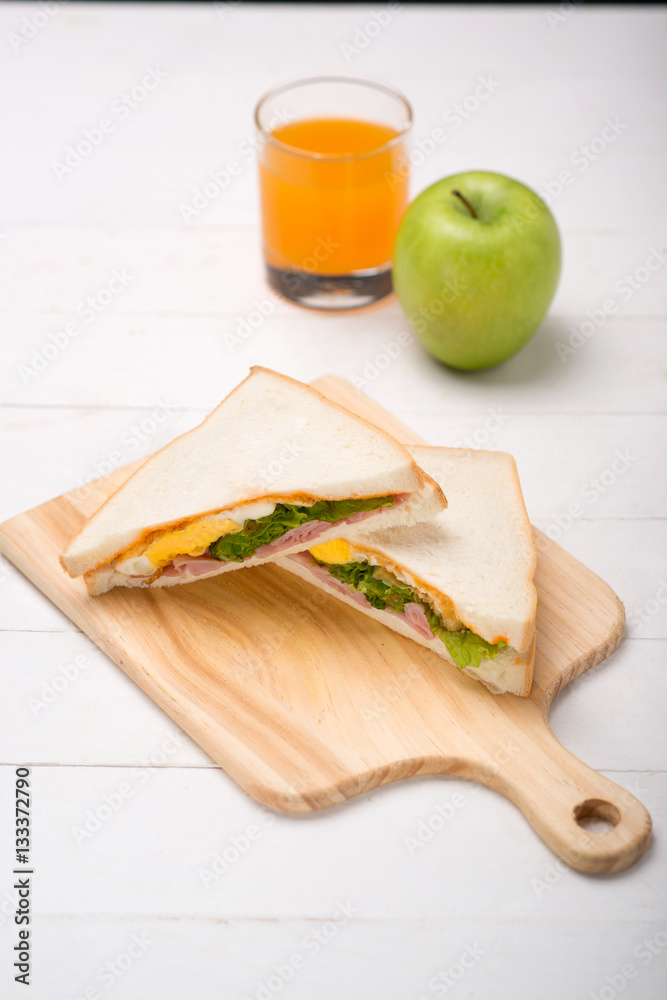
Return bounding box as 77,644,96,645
0,377,651,874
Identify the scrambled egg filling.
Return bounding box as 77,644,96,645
115,502,275,576
309,539,353,564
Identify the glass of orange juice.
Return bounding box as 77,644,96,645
254,76,412,310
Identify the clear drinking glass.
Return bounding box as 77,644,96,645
255,76,412,310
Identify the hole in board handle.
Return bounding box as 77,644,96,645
574,799,620,834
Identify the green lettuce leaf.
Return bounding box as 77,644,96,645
421,606,506,669
209,496,394,563
324,560,415,611
304,497,394,523
442,630,507,670
319,559,507,669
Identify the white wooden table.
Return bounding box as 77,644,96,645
1,3,666,998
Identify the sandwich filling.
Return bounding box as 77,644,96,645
293,540,508,671
109,495,401,583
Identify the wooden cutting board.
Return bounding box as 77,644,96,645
0,377,651,874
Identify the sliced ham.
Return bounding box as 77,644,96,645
161,555,218,578
345,587,373,608
287,553,437,641
253,498,401,559
288,551,370,606
253,518,333,558
402,602,435,640
289,550,345,587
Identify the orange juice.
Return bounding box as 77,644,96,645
259,117,409,275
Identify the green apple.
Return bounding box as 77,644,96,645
393,171,562,370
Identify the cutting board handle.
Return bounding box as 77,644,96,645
475,718,652,874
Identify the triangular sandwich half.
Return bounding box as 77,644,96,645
279,446,537,696
60,369,446,595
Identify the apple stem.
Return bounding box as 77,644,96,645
451,189,478,219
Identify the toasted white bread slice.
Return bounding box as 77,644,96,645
278,446,537,697
60,368,446,594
